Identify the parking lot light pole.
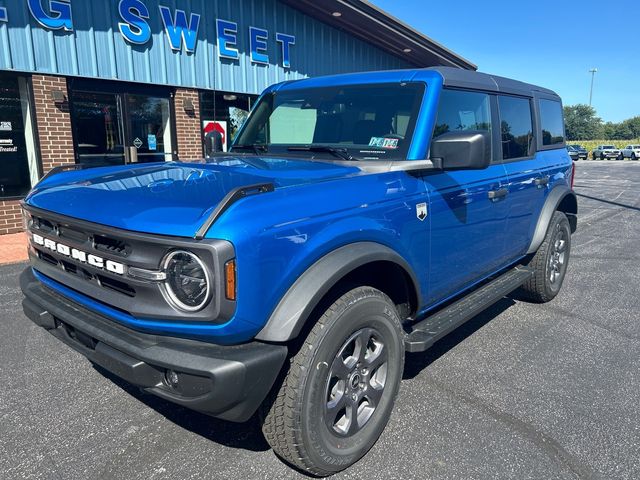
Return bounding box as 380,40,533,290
589,68,598,106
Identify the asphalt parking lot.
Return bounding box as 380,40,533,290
1,160,639,480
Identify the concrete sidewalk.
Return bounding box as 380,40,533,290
0,233,28,265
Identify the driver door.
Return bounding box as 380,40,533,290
425,89,510,303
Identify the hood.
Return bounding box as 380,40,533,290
25,156,362,237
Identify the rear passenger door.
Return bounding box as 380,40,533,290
425,89,510,302
499,95,548,260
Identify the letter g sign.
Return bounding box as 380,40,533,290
27,0,73,31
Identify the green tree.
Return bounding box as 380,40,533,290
564,104,604,140
621,116,640,139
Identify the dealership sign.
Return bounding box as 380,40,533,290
7,0,295,68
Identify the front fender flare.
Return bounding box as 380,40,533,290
527,186,578,254
255,242,420,343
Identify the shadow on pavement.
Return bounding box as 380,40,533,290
93,365,271,453
403,297,516,380
576,193,640,212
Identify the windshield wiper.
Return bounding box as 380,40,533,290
287,146,357,161
231,144,268,155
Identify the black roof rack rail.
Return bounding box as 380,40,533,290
194,183,275,240
38,164,90,184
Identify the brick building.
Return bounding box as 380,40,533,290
0,0,474,235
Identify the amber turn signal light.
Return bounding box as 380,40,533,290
225,260,237,301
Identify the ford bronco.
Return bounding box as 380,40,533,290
20,67,577,476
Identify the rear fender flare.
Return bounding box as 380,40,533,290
527,186,577,254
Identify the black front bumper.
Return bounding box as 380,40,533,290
20,268,287,422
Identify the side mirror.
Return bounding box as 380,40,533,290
205,130,224,157
430,130,491,170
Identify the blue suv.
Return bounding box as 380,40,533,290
20,67,577,476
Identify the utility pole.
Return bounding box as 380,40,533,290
589,68,598,106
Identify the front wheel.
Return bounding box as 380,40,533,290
632,153,637,161
262,287,405,476
519,211,572,303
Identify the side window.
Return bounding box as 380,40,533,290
498,96,533,160
434,89,492,139
539,99,565,146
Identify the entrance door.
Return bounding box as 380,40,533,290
126,94,173,163
71,91,125,167
70,86,174,167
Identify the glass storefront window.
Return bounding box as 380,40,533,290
200,91,257,155
0,73,39,198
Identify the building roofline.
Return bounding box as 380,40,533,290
278,0,477,71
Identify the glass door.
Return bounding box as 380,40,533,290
71,91,126,167
70,84,175,167
126,94,173,163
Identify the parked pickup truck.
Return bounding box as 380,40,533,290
621,144,640,160
20,67,577,476
592,144,622,160
567,144,588,161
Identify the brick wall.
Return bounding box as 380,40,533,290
174,88,203,161
0,200,24,235
31,75,75,174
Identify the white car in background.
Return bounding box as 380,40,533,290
621,144,640,160
592,145,622,160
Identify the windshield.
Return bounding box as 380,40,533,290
233,83,425,161
604,145,616,149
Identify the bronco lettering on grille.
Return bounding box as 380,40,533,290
32,233,125,275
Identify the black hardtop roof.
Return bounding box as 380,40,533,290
426,66,560,99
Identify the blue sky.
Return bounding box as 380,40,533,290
370,0,640,123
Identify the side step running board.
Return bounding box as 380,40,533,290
404,266,534,353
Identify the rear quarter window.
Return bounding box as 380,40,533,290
539,99,565,146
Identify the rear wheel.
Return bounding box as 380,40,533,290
262,287,404,476
519,211,571,303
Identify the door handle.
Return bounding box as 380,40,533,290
534,176,550,187
488,188,509,201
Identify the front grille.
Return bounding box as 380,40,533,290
34,249,136,297
32,214,130,258
29,214,137,298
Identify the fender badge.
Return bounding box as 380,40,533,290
417,203,428,221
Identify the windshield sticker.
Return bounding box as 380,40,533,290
369,137,399,149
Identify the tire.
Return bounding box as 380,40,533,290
632,153,637,161
600,153,605,160
592,152,597,160
262,287,405,476
618,153,624,161
519,211,571,303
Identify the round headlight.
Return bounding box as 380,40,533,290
162,251,211,312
